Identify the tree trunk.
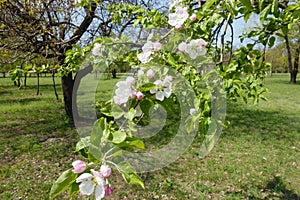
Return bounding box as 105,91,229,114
61,72,74,120
291,37,300,84
3,72,5,78
284,34,295,83
36,73,40,95
52,71,59,101
112,69,117,78
24,73,27,87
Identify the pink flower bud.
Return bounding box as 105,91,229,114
104,185,113,197
190,14,197,22
175,25,182,30
190,108,196,115
147,69,155,78
136,91,144,100
130,91,137,98
72,160,86,174
100,165,112,178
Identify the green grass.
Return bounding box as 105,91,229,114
0,74,299,199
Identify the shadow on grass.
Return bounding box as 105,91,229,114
223,103,300,141
264,176,299,199
225,176,299,199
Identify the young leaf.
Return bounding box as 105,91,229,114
49,169,77,200
112,131,127,144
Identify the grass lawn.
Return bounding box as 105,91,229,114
0,74,299,199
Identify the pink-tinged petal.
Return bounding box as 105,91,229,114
146,69,155,78
178,42,187,52
100,165,112,178
175,25,182,30
126,76,135,85
72,160,86,173
152,42,162,51
137,69,144,77
190,108,196,115
104,185,113,197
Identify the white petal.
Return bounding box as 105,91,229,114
156,91,165,101
150,88,157,94
79,180,94,195
164,88,172,98
95,184,105,200
76,173,93,183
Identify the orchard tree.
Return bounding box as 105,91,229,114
50,0,300,199
0,0,167,119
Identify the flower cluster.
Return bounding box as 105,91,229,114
137,40,162,64
72,160,113,200
168,6,189,30
113,67,174,105
178,39,207,59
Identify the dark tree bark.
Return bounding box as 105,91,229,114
112,69,117,78
36,73,40,95
24,73,27,88
292,38,300,84
52,70,59,101
284,34,295,83
61,72,74,119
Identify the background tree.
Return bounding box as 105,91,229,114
0,0,167,119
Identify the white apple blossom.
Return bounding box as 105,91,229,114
178,42,187,52
170,0,183,9
113,76,135,105
190,108,196,115
150,76,173,101
185,39,207,59
137,51,152,64
137,69,144,77
138,41,162,63
178,39,207,59
92,43,102,56
146,69,155,78
168,6,189,28
76,169,105,200
142,41,162,53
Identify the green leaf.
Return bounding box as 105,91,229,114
68,181,79,197
112,131,127,144
140,99,154,116
271,0,279,17
203,0,216,10
76,136,90,151
128,139,145,149
118,162,145,189
268,36,276,48
124,108,135,121
139,83,156,92
240,0,252,10
49,169,77,200
260,4,271,24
